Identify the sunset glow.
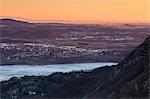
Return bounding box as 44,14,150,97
0,0,150,23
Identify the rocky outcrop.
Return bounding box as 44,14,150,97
85,36,149,98
0,36,149,99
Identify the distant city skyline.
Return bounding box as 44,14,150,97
0,0,150,23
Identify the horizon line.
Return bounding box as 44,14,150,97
0,16,150,25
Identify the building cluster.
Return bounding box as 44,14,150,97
0,43,119,62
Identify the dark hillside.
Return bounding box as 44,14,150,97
0,19,56,39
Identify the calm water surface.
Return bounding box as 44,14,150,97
0,62,117,81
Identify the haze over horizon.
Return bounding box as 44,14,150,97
0,0,150,24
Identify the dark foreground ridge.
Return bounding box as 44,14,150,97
0,36,149,99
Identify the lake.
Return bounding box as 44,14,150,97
0,62,117,81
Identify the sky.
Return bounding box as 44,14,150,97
0,0,150,23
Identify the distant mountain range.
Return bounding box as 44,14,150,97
0,36,149,99
0,18,105,40
0,18,56,39
1,18,149,40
